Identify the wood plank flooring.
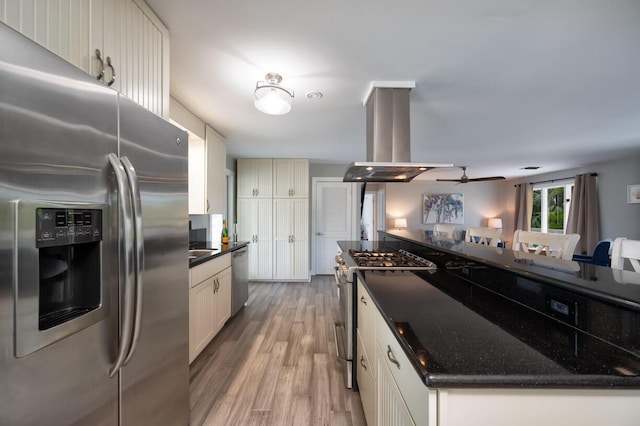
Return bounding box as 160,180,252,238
189,275,367,426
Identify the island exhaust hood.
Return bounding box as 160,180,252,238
343,83,452,182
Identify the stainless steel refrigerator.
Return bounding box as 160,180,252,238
0,22,189,425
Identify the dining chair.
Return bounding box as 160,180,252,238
611,237,640,272
465,227,502,247
572,239,612,267
512,230,580,260
433,223,456,239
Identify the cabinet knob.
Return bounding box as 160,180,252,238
360,356,367,371
360,296,367,305
317,232,323,236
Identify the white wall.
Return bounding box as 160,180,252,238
500,154,640,242
383,154,640,245
384,180,504,236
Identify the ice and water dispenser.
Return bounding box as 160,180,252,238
14,201,107,357
36,207,102,330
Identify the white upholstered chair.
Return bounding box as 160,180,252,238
433,223,456,238
611,238,640,272
465,227,502,247
512,230,580,260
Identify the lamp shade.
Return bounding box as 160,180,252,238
394,218,407,229
488,218,503,229
254,73,294,115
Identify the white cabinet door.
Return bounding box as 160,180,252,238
236,159,254,198
0,0,102,76
273,198,308,280
273,159,308,198
291,199,309,279
117,0,169,117
188,132,207,214
273,198,292,279
238,198,272,280
357,331,377,426
213,266,232,335
205,125,226,214
377,344,415,426
237,159,272,198
376,303,432,425
189,277,215,364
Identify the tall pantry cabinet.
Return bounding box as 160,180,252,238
237,159,309,281
237,159,273,280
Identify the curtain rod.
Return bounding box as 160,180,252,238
513,173,597,187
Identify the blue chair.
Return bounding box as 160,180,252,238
572,239,612,267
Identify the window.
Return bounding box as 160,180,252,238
531,180,574,234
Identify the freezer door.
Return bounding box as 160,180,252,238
0,23,119,425
117,96,190,425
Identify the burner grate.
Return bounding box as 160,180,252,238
348,249,436,270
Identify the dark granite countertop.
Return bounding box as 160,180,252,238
380,230,640,311
339,238,640,389
189,240,249,268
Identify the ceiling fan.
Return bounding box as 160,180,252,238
436,166,505,184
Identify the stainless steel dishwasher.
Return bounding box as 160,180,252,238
231,247,249,316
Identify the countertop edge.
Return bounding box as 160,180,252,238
189,241,249,268
356,270,640,389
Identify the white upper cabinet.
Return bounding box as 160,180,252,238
237,159,272,198
273,159,309,198
0,0,169,118
205,125,226,214
188,132,207,214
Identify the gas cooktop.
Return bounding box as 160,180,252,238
347,249,437,270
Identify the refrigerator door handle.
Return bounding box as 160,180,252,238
120,156,144,365
108,153,136,378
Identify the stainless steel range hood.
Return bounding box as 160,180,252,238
343,83,452,182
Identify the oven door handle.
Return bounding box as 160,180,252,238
333,323,349,362
333,266,347,288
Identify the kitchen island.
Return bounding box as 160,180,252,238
343,231,640,425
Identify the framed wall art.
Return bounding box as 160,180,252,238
628,184,640,204
423,193,464,224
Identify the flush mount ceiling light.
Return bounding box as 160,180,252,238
254,73,294,115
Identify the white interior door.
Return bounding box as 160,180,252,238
313,179,356,275
377,187,386,233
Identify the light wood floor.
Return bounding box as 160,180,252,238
189,275,367,426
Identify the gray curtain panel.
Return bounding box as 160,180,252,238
514,183,532,232
567,173,600,255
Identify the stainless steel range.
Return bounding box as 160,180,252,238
333,246,436,388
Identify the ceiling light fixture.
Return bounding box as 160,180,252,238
254,73,294,115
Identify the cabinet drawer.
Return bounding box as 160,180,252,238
357,279,377,381
190,253,231,287
357,331,377,426
376,309,430,425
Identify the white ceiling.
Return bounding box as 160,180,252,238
145,0,640,180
